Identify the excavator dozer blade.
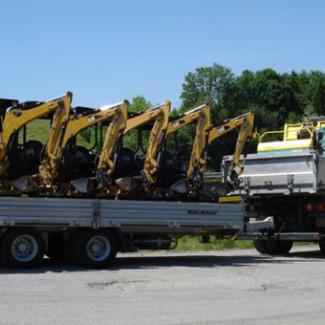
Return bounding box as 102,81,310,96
169,178,187,194
13,176,40,193
70,178,102,194
115,176,141,192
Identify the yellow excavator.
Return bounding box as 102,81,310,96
70,100,129,194
113,101,171,194
162,103,212,195
209,111,254,186
31,101,130,193
166,110,254,195
0,93,72,191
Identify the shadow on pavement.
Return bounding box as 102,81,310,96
112,249,324,270
0,248,322,274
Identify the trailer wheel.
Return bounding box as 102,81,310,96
0,228,45,268
253,240,267,254
263,240,293,255
71,230,118,268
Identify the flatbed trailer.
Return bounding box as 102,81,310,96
222,150,325,255
0,196,271,268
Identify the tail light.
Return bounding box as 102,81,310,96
246,204,255,212
306,203,325,212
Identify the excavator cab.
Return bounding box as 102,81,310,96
9,101,50,177
155,104,212,195
110,111,148,179
156,136,187,190
114,101,171,193
58,106,100,182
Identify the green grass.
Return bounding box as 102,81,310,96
19,119,96,149
175,236,254,252
173,236,316,252
19,120,50,144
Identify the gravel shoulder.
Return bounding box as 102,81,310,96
0,245,324,325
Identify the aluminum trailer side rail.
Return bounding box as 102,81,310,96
0,196,246,234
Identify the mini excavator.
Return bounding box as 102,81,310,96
114,101,171,194
208,111,254,187
161,110,254,196
0,93,72,192
70,100,129,194
161,103,212,196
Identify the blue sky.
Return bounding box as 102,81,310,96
0,0,324,109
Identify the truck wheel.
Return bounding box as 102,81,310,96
253,240,267,254
0,228,45,268
263,240,293,255
71,230,118,268
319,239,325,255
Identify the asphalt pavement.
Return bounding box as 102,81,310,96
0,245,324,325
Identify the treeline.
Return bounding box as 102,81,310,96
128,64,325,170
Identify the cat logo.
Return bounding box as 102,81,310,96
172,120,181,129
217,126,226,133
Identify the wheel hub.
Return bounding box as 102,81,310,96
18,243,27,253
86,235,111,262
11,235,38,262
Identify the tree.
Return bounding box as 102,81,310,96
313,78,325,115
179,64,324,170
129,95,152,113
123,96,152,152
180,64,238,120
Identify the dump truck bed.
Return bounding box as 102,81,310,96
222,151,325,195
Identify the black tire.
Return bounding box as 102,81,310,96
0,228,45,268
253,240,267,254
71,230,119,268
46,234,69,261
263,240,293,255
319,239,325,255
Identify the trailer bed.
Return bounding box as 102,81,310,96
0,196,246,235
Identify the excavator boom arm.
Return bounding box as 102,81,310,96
142,101,171,184
1,93,72,145
166,104,207,135
232,112,254,168
97,100,129,177
208,112,254,143
208,111,254,181
0,92,72,176
186,104,211,181
164,103,212,193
